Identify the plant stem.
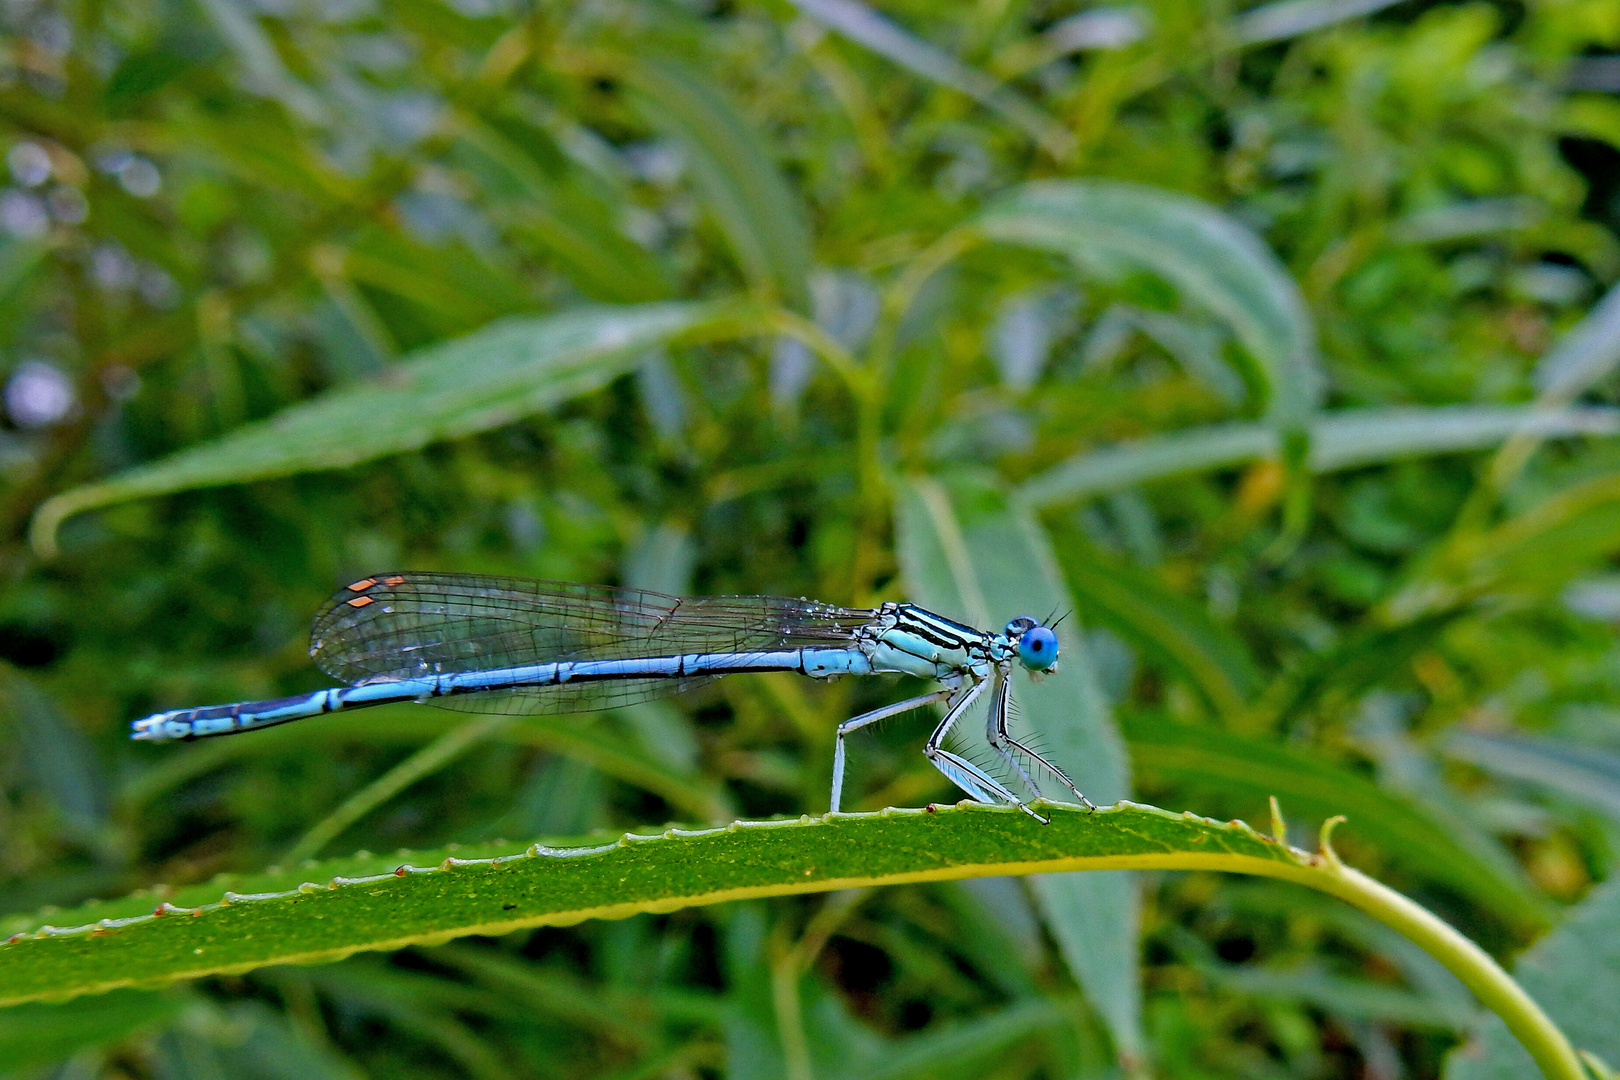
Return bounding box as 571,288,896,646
1259,858,1585,1080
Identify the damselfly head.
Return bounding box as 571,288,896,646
1008,619,1060,674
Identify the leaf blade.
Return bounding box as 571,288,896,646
1043,526,1261,718
975,180,1322,428
784,0,1074,159
0,804,1308,1006
622,55,812,309
1019,406,1620,507
31,301,737,556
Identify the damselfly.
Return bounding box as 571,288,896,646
132,574,1089,819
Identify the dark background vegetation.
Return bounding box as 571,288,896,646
2,0,1620,1076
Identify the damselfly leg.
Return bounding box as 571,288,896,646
923,679,1045,821
829,689,955,813
985,669,1095,811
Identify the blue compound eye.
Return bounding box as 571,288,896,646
1018,625,1059,672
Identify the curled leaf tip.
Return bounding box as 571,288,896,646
1317,814,1348,869
28,495,69,560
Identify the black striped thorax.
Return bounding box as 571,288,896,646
855,602,1008,679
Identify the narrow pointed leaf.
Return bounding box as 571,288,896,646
622,55,811,309
453,118,673,303
1019,406,1620,507
784,0,1074,159
1231,0,1406,46
1534,280,1620,401
1044,526,1261,718
0,804,1351,1004
31,301,740,555
866,997,1072,1080
1445,732,1620,823
1386,472,1620,622
0,989,183,1068
0,804,1583,1080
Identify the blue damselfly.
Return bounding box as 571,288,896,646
131,574,1087,819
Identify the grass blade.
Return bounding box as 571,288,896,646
1165,925,1477,1028
0,989,183,1069
453,116,673,303
865,996,1070,1080
1385,472,1620,622
1231,0,1406,46
1534,281,1620,401
1445,732,1620,823
1044,525,1261,718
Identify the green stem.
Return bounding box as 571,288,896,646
756,307,868,397
1246,855,1584,1080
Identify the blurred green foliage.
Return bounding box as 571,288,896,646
3,0,1620,1075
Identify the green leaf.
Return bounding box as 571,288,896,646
893,473,1141,1060
334,226,538,334
156,998,371,1080
1445,732,1620,824
621,54,812,309
864,996,1072,1080
0,804,1348,1004
30,301,746,556
1043,525,1261,718
1257,613,1461,729
783,0,1074,160
1120,715,1549,933
1164,925,1477,1029
0,804,1585,1080
1445,877,1620,1080
1386,472,1620,622
1019,406,1620,507
0,664,105,843
0,237,52,316
452,117,674,303
1534,272,1620,402
1231,0,1406,46
974,180,1322,428
194,0,327,124
0,988,182,1068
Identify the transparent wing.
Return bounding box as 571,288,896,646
308,572,877,716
